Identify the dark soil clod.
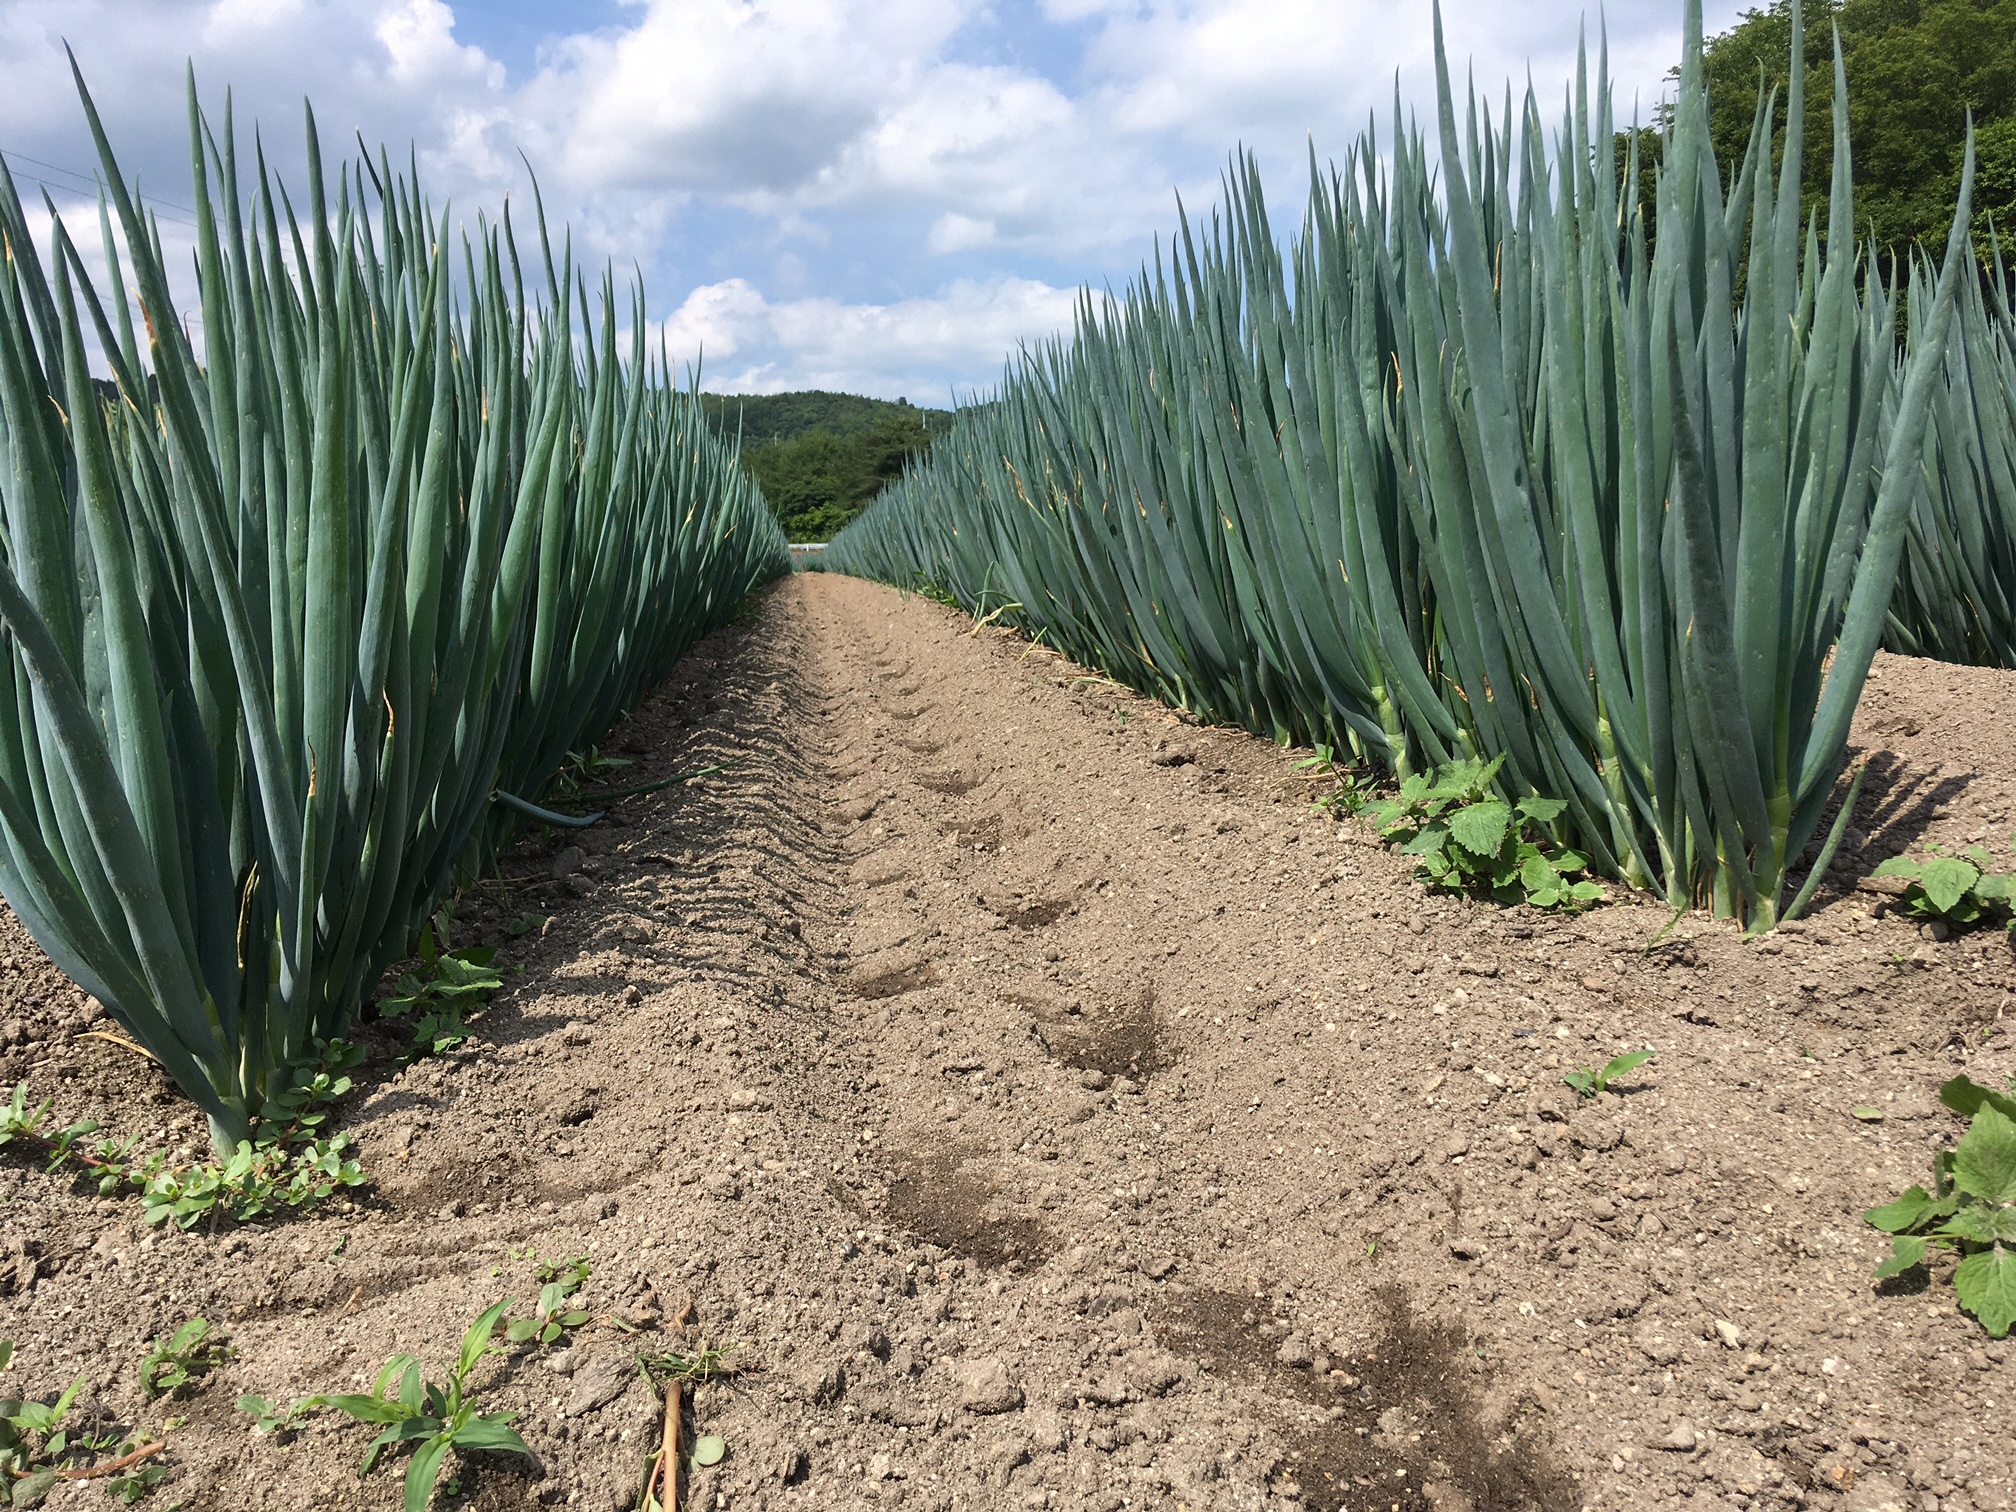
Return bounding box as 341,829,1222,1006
1031,987,1171,1079
846,962,938,1000
881,1150,1058,1269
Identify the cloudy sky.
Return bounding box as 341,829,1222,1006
0,0,1747,404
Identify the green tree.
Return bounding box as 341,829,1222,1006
741,411,938,541
1679,0,2016,260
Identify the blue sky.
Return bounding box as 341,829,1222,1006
0,0,1749,404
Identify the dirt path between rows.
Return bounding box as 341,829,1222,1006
3,572,2014,1512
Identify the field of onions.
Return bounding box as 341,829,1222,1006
0,69,788,1159
828,0,2016,936
3,2,2016,1509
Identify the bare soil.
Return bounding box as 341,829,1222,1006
2,572,2013,1512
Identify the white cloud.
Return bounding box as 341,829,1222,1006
927,213,998,253
659,275,1080,401
526,0,973,197
0,0,1760,399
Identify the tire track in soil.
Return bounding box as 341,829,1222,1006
5,571,2013,1512
781,575,1568,1512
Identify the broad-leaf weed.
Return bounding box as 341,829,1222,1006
505,1252,592,1347
1866,1076,2016,1337
1564,1050,1655,1099
1870,839,2015,932
141,1318,229,1399
379,918,505,1061
1367,757,1603,910
236,1393,318,1437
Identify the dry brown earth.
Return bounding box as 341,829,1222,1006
1,571,2013,1512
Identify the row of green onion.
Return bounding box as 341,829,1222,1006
0,65,788,1150
829,0,1995,932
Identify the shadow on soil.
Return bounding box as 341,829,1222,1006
1031,987,1173,1081
880,1148,1058,1270
1156,1284,1572,1512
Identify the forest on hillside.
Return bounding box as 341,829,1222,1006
1626,0,2016,257
700,391,955,541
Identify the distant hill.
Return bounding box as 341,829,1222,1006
699,390,955,446
700,390,957,543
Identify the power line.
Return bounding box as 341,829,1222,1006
0,147,201,228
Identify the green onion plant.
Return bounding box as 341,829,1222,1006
829,0,1979,933
0,64,785,1150
1886,247,2016,668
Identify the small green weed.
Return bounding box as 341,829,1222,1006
140,1319,228,1400
104,1461,168,1504
1564,1050,1656,1099
1367,756,1603,909
504,912,547,939
1293,744,1379,815
380,917,504,1060
235,1393,317,1437
908,575,959,610
1866,1076,2016,1338
546,745,634,806
1870,840,2015,932
505,1253,591,1347
0,1340,129,1505
311,1303,532,1512
2,1040,366,1230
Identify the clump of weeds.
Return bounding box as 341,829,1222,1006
2,1340,168,1506
1,1039,366,1230
1368,755,1604,909
378,912,506,1060
1867,1076,2016,1338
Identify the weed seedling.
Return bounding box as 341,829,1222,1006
379,919,504,1060
141,1319,228,1399
547,744,634,805
235,1394,318,1437
506,1253,591,1347
1563,1050,1655,1099
316,1302,531,1512
104,1457,168,1504
1866,1076,2016,1338
1293,744,1379,815
1367,756,1604,909
1871,839,2016,932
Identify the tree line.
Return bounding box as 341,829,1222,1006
700,391,953,542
